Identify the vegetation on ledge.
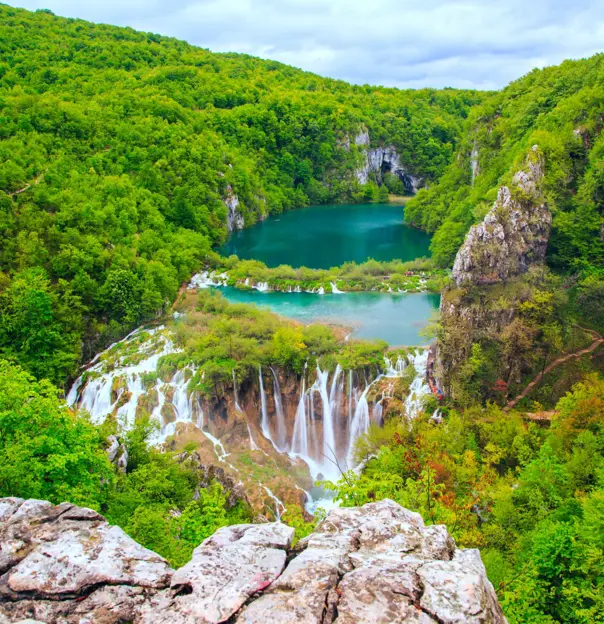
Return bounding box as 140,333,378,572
204,253,448,294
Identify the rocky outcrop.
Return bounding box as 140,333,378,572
436,147,553,398
175,450,250,509
357,146,422,194
0,498,507,624
106,434,128,472
452,146,551,287
345,127,422,194
225,184,244,232
0,498,172,624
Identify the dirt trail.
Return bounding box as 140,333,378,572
505,328,603,411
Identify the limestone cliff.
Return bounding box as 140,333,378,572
348,128,423,194
0,498,507,624
225,184,244,232
452,146,551,287
436,147,553,397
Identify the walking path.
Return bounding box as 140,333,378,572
504,328,603,411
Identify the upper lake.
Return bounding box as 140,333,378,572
218,203,432,268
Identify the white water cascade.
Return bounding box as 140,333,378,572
404,350,431,419
68,323,434,514
270,367,288,451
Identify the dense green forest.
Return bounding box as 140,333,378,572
0,4,480,385
405,53,604,272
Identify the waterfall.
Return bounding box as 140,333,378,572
291,377,308,457
330,282,345,294
259,366,270,439
270,367,287,452
404,351,430,419
261,485,286,521
373,398,384,426
346,385,371,467
314,366,337,471
172,369,191,421
69,320,435,515
259,366,279,452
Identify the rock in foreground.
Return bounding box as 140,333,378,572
0,498,506,624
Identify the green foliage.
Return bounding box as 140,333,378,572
0,268,83,383
0,360,252,568
325,374,604,624
281,504,321,545
209,253,445,294
173,290,393,393
104,417,254,567
406,54,604,273
436,268,592,406
0,358,113,508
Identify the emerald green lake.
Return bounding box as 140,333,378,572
214,287,440,345
219,203,431,269
214,202,439,345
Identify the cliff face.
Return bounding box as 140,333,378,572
349,128,422,194
225,184,245,232
452,146,551,287
437,147,553,396
0,497,507,624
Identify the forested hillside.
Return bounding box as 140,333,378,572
0,4,479,384
406,53,604,272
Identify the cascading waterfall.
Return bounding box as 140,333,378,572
270,367,288,451
404,350,430,419
314,366,337,471
346,385,371,466
69,321,434,513
291,377,308,457
258,366,280,453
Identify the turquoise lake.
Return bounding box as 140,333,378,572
219,203,432,269
215,203,438,345
214,287,440,346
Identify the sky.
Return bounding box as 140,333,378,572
7,0,604,90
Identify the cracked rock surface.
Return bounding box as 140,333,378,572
0,498,506,623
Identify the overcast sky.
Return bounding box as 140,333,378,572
7,0,604,90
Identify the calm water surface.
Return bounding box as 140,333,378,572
219,203,431,269
215,287,440,345
216,202,438,345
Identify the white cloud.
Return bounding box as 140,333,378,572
8,0,604,88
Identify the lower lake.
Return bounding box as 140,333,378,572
214,287,440,345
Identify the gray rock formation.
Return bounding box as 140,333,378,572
452,146,551,287
0,498,507,624
0,498,172,624
356,145,422,194
106,434,128,472
343,127,422,194
225,184,244,232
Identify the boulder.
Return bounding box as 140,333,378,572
0,498,506,624
0,498,172,624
